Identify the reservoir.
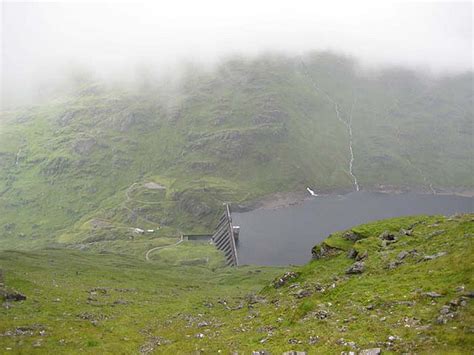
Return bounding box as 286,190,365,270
233,191,473,266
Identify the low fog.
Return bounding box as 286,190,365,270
1,0,472,107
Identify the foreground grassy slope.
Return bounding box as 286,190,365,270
1,214,473,353
0,53,472,249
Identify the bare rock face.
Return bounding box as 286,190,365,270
346,261,365,274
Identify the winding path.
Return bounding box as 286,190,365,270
123,182,162,226
145,234,184,261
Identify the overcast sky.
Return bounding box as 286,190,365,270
1,0,472,105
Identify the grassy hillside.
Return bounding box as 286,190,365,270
0,52,472,248
1,214,472,353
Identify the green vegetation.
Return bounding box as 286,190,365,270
0,53,472,248
1,214,472,353
0,53,472,351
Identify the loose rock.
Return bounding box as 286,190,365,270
399,228,413,236
294,289,312,299
428,230,445,238
312,243,341,259
343,231,363,241
422,252,447,261
347,249,358,259
379,231,396,241
3,291,26,302
356,251,368,261
346,262,365,274
359,348,382,355
397,251,409,260
273,272,300,288
386,260,403,270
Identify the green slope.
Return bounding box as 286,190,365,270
0,52,472,248
1,214,472,353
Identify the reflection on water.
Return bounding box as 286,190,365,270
233,192,473,266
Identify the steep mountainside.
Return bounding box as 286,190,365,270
1,214,472,353
0,53,472,248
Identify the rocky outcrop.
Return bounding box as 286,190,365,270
397,250,409,260
188,161,217,173
176,192,212,218
3,292,27,302
346,261,365,274
436,296,469,324
386,260,403,270
359,349,381,355
312,243,342,259
41,157,71,176
421,251,447,261
356,250,368,261
118,111,149,132
273,271,300,288
57,110,78,126
0,271,26,302
343,230,364,241
72,138,96,154
185,125,287,160
347,248,358,259
379,230,397,241
399,228,413,236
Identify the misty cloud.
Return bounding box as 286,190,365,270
1,0,472,106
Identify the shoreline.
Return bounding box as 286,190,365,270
234,185,474,212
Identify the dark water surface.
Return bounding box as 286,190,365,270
233,191,473,266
